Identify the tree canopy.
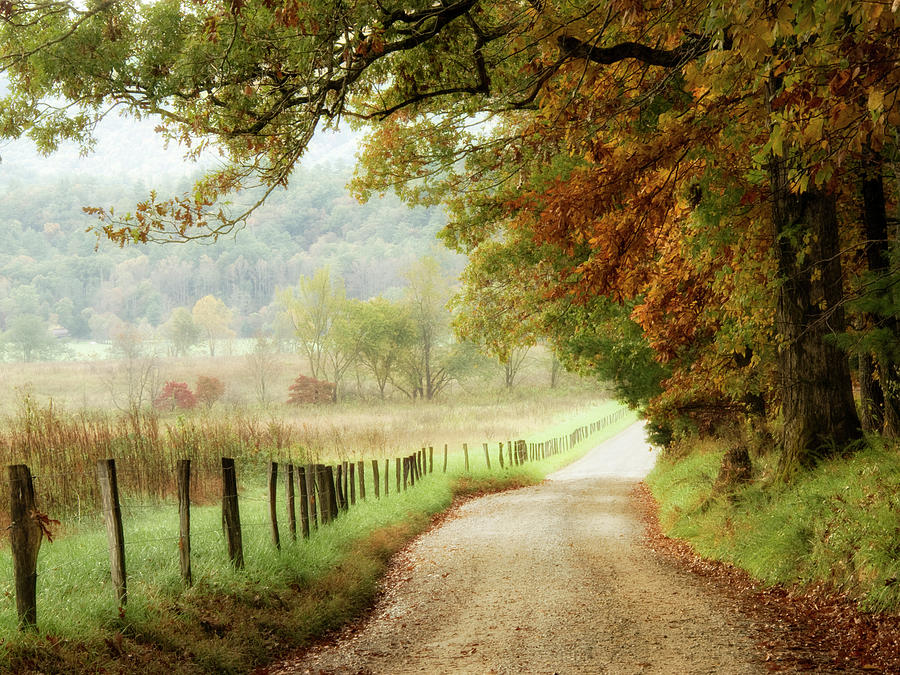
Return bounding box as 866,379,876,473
3,0,899,472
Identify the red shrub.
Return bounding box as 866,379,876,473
287,374,336,405
153,381,197,410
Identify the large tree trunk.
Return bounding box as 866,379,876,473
858,353,884,433
861,156,900,437
769,161,861,477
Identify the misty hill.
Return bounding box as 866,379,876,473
0,161,451,343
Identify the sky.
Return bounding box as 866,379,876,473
0,112,363,183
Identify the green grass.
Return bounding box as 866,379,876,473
0,401,635,673
646,436,900,613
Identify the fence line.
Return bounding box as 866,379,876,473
4,407,630,630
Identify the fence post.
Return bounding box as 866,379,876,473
349,462,357,505
482,443,491,470
327,465,340,519
396,457,402,493
97,458,127,605
297,465,310,538
403,457,409,490
371,459,380,499
9,464,41,629
342,461,350,509
498,442,505,469
384,458,390,497
268,462,280,550
508,440,514,466
358,460,366,500
221,457,244,569
335,464,345,511
305,464,318,531
429,447,434,473
177,459,192,586
285,463,297,542
315,465,330,524
443,444,448,473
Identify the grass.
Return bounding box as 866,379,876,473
0,399,636,673
645,435,900,613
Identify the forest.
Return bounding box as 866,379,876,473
0,163,450,349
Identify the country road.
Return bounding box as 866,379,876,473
271,423,765,674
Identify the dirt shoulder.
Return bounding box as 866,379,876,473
263,424,768,674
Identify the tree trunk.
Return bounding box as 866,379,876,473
861,155,900,437
858,353,884,433
769,166,861,476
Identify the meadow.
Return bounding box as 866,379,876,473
0,347,634,672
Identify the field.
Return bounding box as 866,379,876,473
0,351,632,672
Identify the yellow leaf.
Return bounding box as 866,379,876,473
868,88,884,113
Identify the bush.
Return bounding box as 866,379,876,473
287,374,336,404
153,381,197,410
195,375,225,407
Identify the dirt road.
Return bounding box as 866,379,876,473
275,423,765,674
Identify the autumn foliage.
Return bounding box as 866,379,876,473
153,381,197,411
195,375,225,407
286,374,336,405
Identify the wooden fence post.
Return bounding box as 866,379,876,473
443,444,448,473
297,465,310,538
396,457,401,493
384,458,390,497
221,457,244,569
349,462,356,505
342,461,350,509
498,442,505,469
335,464,345,511
326,465,340,518
315,465,331,525
403,457,409,490
429,446,434,473
371,459,380,499
463,443,469,472
483,443,491,470
268,461,280,550
97,458,127,604
358,460,366,500
285,463,297,542
305,464,318,531
9,464,41,629
176,459,192,586
507,441,513,466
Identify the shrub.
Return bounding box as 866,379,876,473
153,381,197,410
287,374,336,405
195,375,225,407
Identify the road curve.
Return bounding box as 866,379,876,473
271,422,764,674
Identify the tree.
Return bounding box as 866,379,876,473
245,334,279,406
3,314,59,361
276,268,362,397
349,298,416,399
4,0,899,472
191,295,235,357
163,307,200,357
399,257,456,400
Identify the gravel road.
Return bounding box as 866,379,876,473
275,423,766,674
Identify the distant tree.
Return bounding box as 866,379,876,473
245,335,278,406
399,257,455,400
3,314,59,361
350,298,415,399
192,295,235,356
195,375,225,407
164,307,201,357
276,269,345,381
106,323,160,413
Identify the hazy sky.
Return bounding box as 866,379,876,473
0,113,362,183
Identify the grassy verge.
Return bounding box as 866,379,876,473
1,401,634,673
645,436,900,614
